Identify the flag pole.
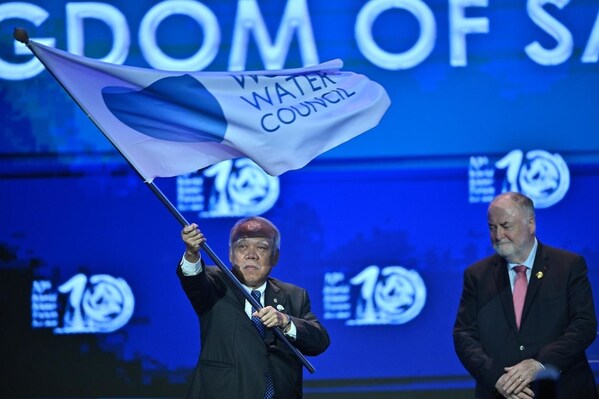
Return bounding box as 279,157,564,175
14,27,315,374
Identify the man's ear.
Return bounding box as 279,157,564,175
271,249,280,266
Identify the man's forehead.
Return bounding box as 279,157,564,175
231,220,277,241
233,237,272,246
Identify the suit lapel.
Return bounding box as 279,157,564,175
521,243,548,324
492,255,518,330
224,275,267,339
227,275,248,311
265,280,286,311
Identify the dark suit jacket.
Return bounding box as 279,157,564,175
178,263,330,399
453,242,597,399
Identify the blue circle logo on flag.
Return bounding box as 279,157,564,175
102,74,227,142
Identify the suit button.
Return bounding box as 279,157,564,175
519,345,525,351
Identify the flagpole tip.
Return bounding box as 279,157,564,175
13,28,29,44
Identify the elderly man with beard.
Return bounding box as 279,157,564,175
453,192,597,399
177,216,330,399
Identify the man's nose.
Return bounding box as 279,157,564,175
495,227,505,239
245,248,258,258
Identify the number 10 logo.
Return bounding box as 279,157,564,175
55,273,135,334
348,265,426,325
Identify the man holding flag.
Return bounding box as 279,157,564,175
179,217,330,398
14,27,389,397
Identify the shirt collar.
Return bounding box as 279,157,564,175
508,237,538,271
242,282,267,296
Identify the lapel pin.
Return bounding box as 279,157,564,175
536,271,543,279
273,298,278,303
276,304,285,311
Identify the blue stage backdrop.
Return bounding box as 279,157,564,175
1,0,599,397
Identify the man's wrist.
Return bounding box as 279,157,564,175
180,253,202,276
283,314,292,333
184,251,200,263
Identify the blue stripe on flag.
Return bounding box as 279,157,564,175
102,74,227,143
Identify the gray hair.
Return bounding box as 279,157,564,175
490,192,535,219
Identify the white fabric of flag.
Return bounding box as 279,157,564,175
28,41,391,181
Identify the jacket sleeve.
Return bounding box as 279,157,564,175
177,261,226,316
453,268,504,391
290,288,330,356
535,255,597,370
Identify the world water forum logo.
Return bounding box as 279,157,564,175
468,149,570,208
31,273,134,334
177,158,279,218
323,265,427,326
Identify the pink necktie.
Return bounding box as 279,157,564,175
513,265,528,330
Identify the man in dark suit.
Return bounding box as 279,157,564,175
453,192,598,399
178,216,330,399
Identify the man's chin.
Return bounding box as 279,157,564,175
494,244,513,258
233,266,265,288
240,271,262,287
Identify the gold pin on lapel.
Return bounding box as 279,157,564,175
536,271,544,279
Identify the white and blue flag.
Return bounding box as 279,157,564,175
28,40,390,181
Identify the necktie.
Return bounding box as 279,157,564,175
251,290,265,337
513,265,528,330
250,290,275,399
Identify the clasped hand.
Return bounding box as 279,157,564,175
495,359,543,399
